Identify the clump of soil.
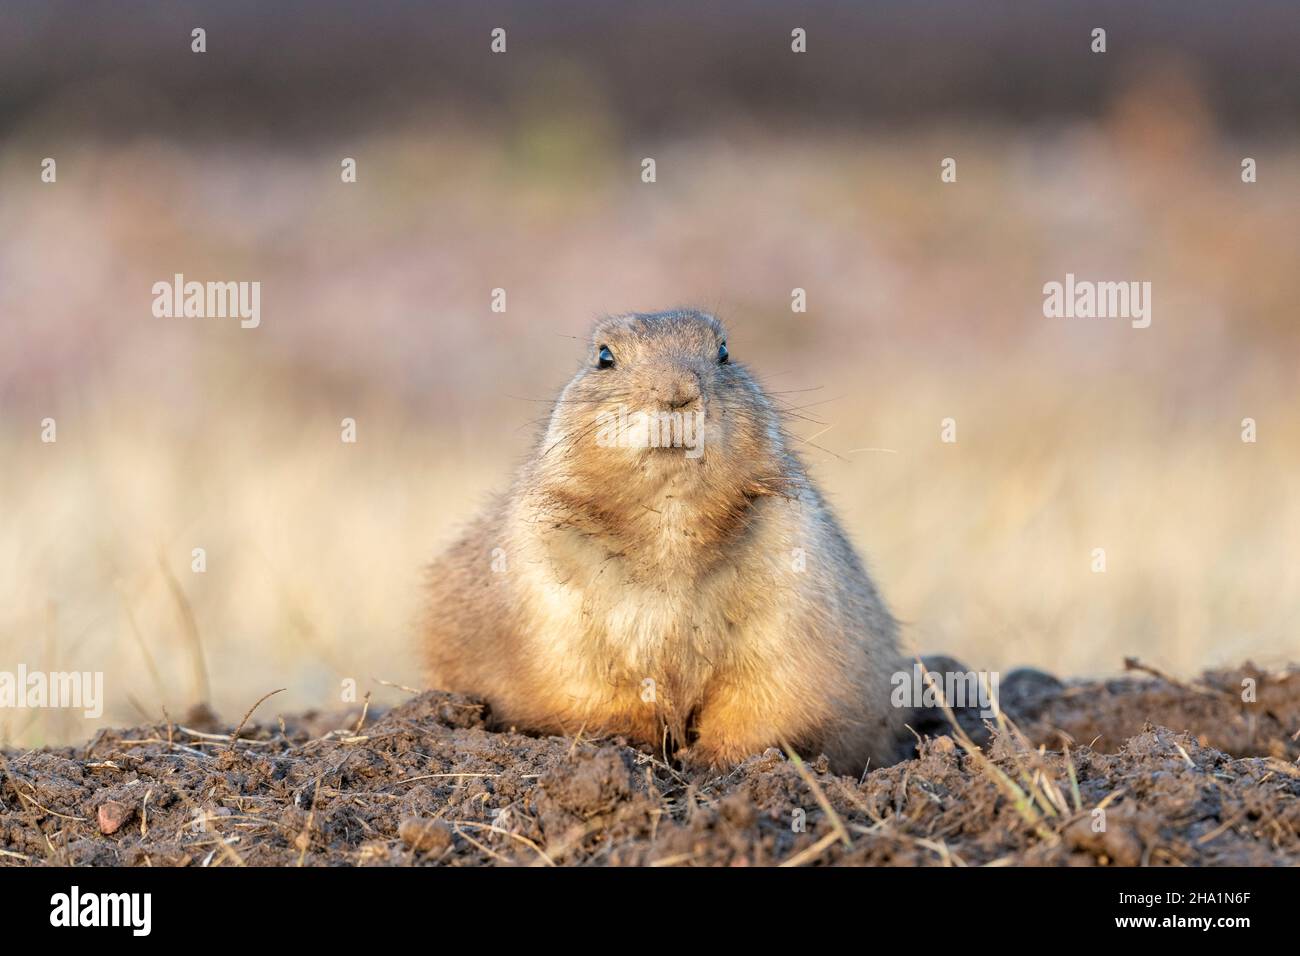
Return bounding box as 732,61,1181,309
1010,662,1300,760
1,664,1297,866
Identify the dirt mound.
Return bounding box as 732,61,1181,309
2,664,1297,866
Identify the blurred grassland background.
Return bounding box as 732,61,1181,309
1,0,1298,745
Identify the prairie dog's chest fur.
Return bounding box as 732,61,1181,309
511,489,796,701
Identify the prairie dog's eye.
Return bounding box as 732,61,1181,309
717,341,729,364
597,345,615,369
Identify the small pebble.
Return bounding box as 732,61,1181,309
97,800,132,835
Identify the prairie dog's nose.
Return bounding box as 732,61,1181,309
656,365,701,410
668,383,699,409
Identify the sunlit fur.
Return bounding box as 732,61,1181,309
422,309,908,775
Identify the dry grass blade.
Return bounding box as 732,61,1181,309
778,737,851,848
156,551,211,704
449,820,555,866
1063,744,1083,814
229,688,287,750
779,830,841,867
1124,657,1237,701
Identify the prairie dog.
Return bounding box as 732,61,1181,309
422,309,908,775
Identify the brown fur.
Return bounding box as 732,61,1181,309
422,309,909,775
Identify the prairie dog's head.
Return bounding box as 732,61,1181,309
536,310,793,521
